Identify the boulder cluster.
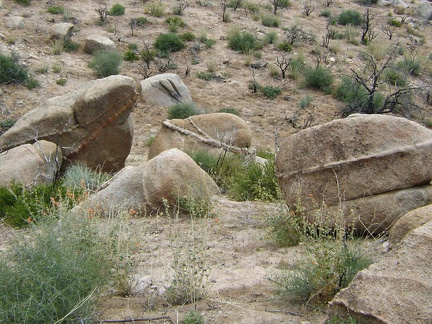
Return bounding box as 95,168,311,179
1,72,431,322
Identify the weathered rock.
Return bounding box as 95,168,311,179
143,148,220,211
377,0,392,6
140,73,193,107
0,140,62,187
6,16,26,29
328,221,432,324
83,35,117,55
49,23,74,42
389,204,432,248
414,1,432,20
276,114,432,234
83,165,147,215
148,113,253,159
0,75,138,173
393,3,406,14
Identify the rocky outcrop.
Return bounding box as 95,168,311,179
414,1,432,20
148,113,253,159
0,140,62,187
276,114,432,234
328,221,432,324
49,23,74,42
83,35,117,54
0,75,138,173
6,16,26,29
81,148,219,215
140,73,193,107
389,204,432,248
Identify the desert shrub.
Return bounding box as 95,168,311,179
266,205,304,247
262,14,280,27
304,67,334,93
299,94,314,108
277,41,292,52
187,150,219,175
145,1,165,17
333,76,367,103
199,34,216,48
88,49,122,77
227,29,259,54
154,33,185,54
218,107,241,116
0,53,29,85
244,1,260,14
124,49,139,61
167,103,202,119
62,164,111,192
338,10,363,26
109,3,125,16
265,31,278,45
289,54,306,79
183,311,205,324
64,40,80,52
0,206,131,323
135,16,148,26
165,16,186,32
319,9,332,17
261,85,282,99
197,71,215,80
383,69,407,87
397,58,421,76
225,155,280,202
389,18,402,27
180,32,196,41
15,0,31,6
56,78,67,86
0,118,16,135
47,5,65,14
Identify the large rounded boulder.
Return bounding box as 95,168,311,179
276,114,432,234
148,113,253,159
0,75,138,173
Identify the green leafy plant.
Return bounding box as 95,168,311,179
389,18,402,27
154,33,185,54
0,53,30,86
109,3,125,16
383,69,407,87
47,5,65,14
320,9,332,17
261,85,282,99
262,14,280,27
56,77,67,86
266,204,304,247
227,29,259,54
167,103,202,119
218,107,240,116
183,311,206,324
165,16,186,32
397,58,421,76
0,118,16,135
304,67,334,93
64,40,80,52
338,10,363,26
180,32,196,41
197,71,215,80
88,49,122,77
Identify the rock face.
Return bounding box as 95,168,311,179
389,204,432,248
328,221,432,324
83,35,117,54
6,16,26,29
49,23,74,42
83,148,219,215
140,73,193,107
276,114,432,234
143,148,220,211
0,75,138,173
414,1,432,20
0,140,62,186
148,113,253,159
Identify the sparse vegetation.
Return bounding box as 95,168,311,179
88,49,122,77
262,14,280,27
47,5,65,14
167,103,202,119
0,53,38,89
227,29,259,54
165,16,186,32
109,3,126,16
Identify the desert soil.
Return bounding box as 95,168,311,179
0,0,431,322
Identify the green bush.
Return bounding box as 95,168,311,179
197,71,215,80
63,40,80,52
333,76,367,103
383,69,407,87
265,31,278,45
227,29,259,54
304,67,334,93
262,14,280,27
397,58,421,76
218,107,240,116
184,311,205,324
266,205,304,247
261,85,282,99
0,119,16,135
47,5,65,14
277,41,293,52
0,53,29,85
165,16,186,32
135,16,148,26
187,150,219,175
389,19,402,27
124,49,139,61
299,94,314,108
200,35,216,48
319,9,332,17
338,10,363,26
0,207,131,323
15,0,31,6
180,32,196,41
88,50,122,77
109,3,125,16
154,33,185,54
167,103,202,119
